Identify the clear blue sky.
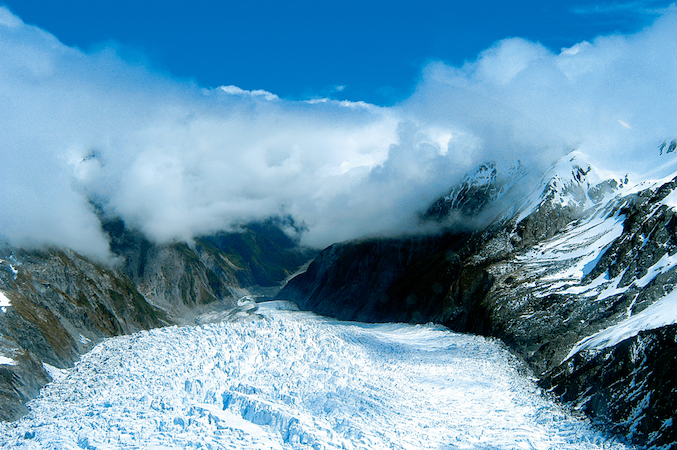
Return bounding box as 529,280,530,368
1,0,672,105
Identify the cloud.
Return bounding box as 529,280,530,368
218,85,279,101
404,11,677,174
1,7,677,261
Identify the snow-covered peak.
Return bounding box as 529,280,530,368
539,152,626,208
423,160,527,222
516,151,627,224
456,162,498,190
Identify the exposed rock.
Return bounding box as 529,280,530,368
0,248,167,420
542,324,677,449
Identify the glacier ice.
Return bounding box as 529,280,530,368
0,303,631,449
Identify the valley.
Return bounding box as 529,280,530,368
1,150,677,448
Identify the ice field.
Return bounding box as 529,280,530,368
0,302,631,449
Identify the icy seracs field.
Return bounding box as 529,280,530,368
0,302,631,450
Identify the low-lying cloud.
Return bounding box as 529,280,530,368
1,7,677,262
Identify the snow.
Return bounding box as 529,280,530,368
515,151,623,224
566,288,677,360
0,356,16,366
0,304,629,449
0,291,11,307
661,188,677,209
42,363,69,383
0,291,10,313
516,211,625,299
634,251,677,288
0,257,19,278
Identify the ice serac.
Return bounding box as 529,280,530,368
0,307,632,449
278,149,677,449
0,220,314,421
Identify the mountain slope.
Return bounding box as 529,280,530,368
278,150,677,449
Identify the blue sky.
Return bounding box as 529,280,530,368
1,0,674,105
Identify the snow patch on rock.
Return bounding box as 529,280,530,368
0,291,10,313
566,289,677,360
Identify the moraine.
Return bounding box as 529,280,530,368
0,302,631,450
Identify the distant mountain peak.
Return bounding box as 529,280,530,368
514,151,626,226
422,160,526,223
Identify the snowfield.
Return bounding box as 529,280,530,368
0,302,631,449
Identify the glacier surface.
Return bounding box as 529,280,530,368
0,302,632,449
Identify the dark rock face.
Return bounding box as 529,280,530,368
0,221,314,421
279,235,478,325
542,324,677,449
278,156,677,449
0,351,50,421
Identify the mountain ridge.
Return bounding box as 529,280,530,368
1,148,676,447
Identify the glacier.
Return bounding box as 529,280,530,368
0,301,631,449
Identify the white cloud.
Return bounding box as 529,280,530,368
219,85,279,101
1,7,677,261
405,11,677,175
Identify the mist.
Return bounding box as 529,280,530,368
1,7,677,262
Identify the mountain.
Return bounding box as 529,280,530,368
278,150,677,449
2,147,677,448
422,160,527,225
0,220,315,421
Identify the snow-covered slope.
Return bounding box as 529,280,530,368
423,160,527,225
0,303,629,450
510,154,677,355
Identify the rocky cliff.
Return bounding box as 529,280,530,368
278,151,677,449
